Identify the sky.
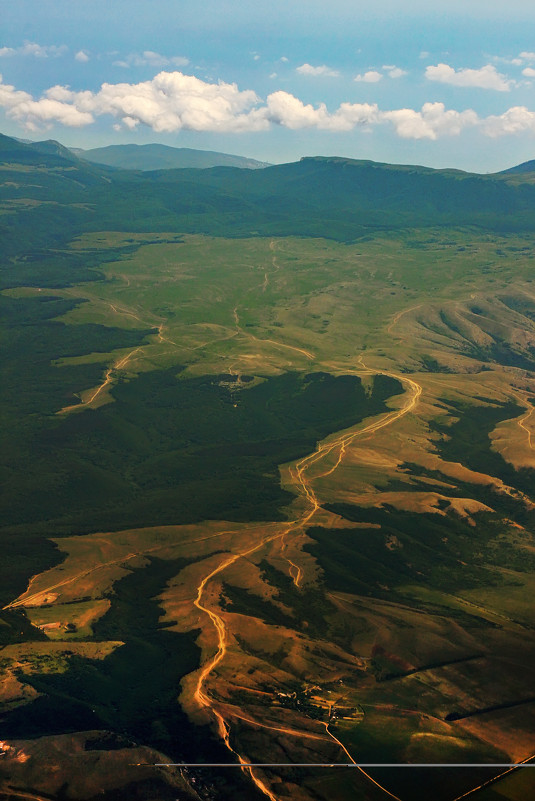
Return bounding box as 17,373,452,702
2,0,535,171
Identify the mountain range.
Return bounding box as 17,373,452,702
70,142,270,171
2,131,535,268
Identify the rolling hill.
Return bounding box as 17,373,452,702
71,142,270,170
3,134,535,246
499,157,535,174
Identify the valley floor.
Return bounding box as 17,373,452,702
2,231,535,801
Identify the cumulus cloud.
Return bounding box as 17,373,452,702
264,91,331,128
387,67,407,79
354,70,383,83
380,65,407,79
296,63,340,77
482,106,535,137
493,52,535,67
0,41,67,58
0,71,377,133
383,102,478,140
523,67,535,77
39,72,266,133
0,75,93,130
330,101,379,130
425,63,513,91
261,92,377,131
3,69,535,143
113,51,189,68
75,50,89,63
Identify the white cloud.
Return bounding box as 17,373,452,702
296,63,340,77
263,91,378,131
75,50,90,63
0,77,32,110
381,65,407,79
269,72,277,79
0,71,378,133
383,102,478,140
482,106,535,137
43,72,266,133
493,53,535,67
264,91,331,128
4,69,535,143
354,70,382,83
0,41,67,59
425,63,513,91
280,56,289,62
0,75,93,130
523,67,535,77
331,101,380,130
102,72,263,132
113,51,189,68
387,67,407,79
21,42,50,58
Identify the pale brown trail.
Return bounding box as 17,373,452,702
191,362,422,800
232,305,314,361
3,529,238,611
322,723,403,801
59,346,142,414
451,753,535,801
517,398,535,450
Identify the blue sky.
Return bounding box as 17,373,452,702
2,0,535,170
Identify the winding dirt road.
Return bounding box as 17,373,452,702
190,362,422,800
232,304,314,362
451,753,535,801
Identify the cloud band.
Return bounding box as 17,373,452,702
0,70,534,140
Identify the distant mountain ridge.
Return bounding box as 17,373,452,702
26,138,82,163
70,143,271,171
2,132,535,252
499,159,535,175
7,133,535,175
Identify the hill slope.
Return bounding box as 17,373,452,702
500,158,535,174
2,135,535,265
73,142,270,170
